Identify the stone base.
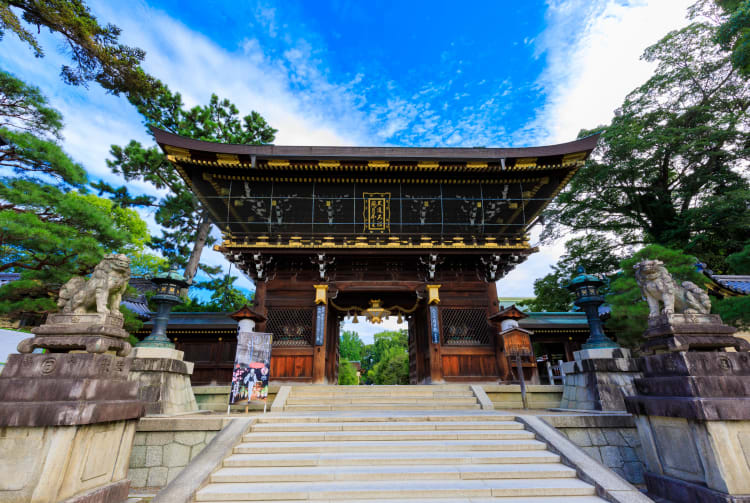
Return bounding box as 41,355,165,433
0,420,136,503
19,313,132,356
0,353,143,427
60,480,130,503
129,348,199,416
646,471,750,503
641,335,749,355
559,348,640,411
633,414,750,497
626,351,750,420
641,314,745,355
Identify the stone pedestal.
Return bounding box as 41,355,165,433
128,346,199,416
626,315,750,503
559,347,641,411
17,312,132,357
0,353,143,503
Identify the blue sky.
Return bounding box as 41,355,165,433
1,0,694,340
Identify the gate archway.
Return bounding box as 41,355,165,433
153,128,600,384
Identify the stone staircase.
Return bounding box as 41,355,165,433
281,384,482,411
194,413,608,501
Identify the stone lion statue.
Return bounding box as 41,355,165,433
58,254,131,314
634,259,711,318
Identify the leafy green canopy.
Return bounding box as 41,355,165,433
338,359,359,385
716,0,750,76
0,0,154,96
172,274,254,313
543,17,750,273
339,330,365,362
528,8,750,324
360,330,409,385
103,85,277,283
0,69,149,317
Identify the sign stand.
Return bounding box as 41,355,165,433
515,355,529,410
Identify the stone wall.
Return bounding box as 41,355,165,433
542,413,645,487
483,384,563,409
194,384,279,412
128,417,228,489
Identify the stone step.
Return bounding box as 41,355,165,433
254,414,517,423
233,438,548,454
289,384,471,396
289,391,474,400
251,420,524,432
199,498,606,503
211,463,578,483
198,498,606,503
242,429,535,443
223,450,562,467
194,478,598,501
283,403,482,411
287,390,476,397
284,396,477,405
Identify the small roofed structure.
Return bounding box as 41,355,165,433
488,305,538,383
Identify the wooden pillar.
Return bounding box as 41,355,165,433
312,284,328,384
487,282,510,381
254,279,268,332
426,284,443,384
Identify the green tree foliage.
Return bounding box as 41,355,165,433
171,274,254,313
543,17,750,272
339,330,365,362
0,0,154,96
104,85,276,282
368,349,409,385
714,296,750,328
715,0,750,76
727,241,750,274
338,359,359,385
362,330,409,385
530,9,750,312
519,235,625,312
0,69,149,317
606,245,707,348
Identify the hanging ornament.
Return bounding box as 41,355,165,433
397,312,403,324
352,312,359,323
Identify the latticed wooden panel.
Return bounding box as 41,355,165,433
266,308,314,346
441,308,492,345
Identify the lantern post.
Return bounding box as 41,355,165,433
565,265,618,349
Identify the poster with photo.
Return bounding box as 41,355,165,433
229,331,272,406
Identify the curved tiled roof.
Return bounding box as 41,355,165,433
698,263,750,296
710,275,750,295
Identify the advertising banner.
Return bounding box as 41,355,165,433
229,331,272,409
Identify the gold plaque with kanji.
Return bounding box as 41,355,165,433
363,192,390,233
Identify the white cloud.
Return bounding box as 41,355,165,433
498,0,694,296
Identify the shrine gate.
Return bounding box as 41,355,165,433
154,128,599,384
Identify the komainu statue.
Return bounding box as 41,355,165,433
634,259,711,318
58,253,131,314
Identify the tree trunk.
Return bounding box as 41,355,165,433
183,210,212,283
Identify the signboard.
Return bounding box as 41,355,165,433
430,305,440,344
229,331,272,407
503,329,532,357
315,305,326,346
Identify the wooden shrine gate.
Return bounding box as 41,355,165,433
153,128,599,384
